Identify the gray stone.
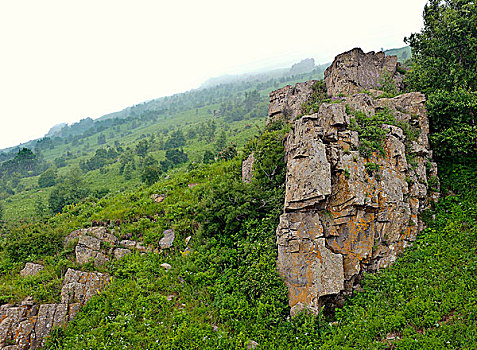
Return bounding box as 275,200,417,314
160,263,172,271
120,239,138,250
246,340,259,349
271,55,438,313
242,152,255,183
284,118,331,210
324,48,404,96
113,248,131,260
267,80,318,124
159,229,175,249
19,263,44,278
61,268,110,304
78,235,101,250
75,244,109,266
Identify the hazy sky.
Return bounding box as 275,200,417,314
0,0,428,150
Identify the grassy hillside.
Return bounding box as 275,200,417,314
384,46,412,63
0,64,325,225
0,32,475,349
0,134,474,349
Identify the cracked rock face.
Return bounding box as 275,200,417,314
0,269,109,349
272,49,439,314
267,80,318,125
324,47,404,97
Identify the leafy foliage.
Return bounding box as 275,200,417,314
48,168,89,213
405,0,477,94
38,168,57,188
300,80,328,115
405,0,477,162
348,107,394,158
426,89,477,159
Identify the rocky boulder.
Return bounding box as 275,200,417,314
270,49,439,315
0,269,110,349
19,264,43,278
159,229,175,249
324,48,404,96
267,80,318,125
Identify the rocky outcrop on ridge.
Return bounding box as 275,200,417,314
264,49,439,315
267,80,318,125
324,47,405,96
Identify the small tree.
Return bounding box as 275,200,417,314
405,0,477,94
97,134,106,145
141,166,162,186
203,150,215,164
38,168,57,188
215,131,227,152
48,167,88,213
136,140,149,158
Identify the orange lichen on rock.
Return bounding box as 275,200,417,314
270,49,439,315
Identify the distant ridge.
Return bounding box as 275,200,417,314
200,59,329,89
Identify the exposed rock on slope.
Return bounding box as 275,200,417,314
268,49,439,315
0,270,109,349
267,80,318,125
0,225,175,349
324,47,404,96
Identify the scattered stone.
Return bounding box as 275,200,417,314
64,227,111,247
89,229,118,246
159,229,175,249
242,152,255,183
120,239,138,250
135,242,146,253
113,248,131,260
19,263,44,278
151,194,165,203
160,263,172,271
185,236,192,246
246,340,259,349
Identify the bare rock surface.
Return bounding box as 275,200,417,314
324,48,404,96
19,264,44,278
75,235,110,266
159,229,175,249
0,269,110,349
267,80,318,125
113,247,131,260
242,152,255,183
271,49,439,314
60,269,110,304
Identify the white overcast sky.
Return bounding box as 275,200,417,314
0,0,428,150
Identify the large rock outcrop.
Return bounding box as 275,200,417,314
0,224,176,349
267,80,318,125
324,47,404,96
0,270,109,349
269,49,439,315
